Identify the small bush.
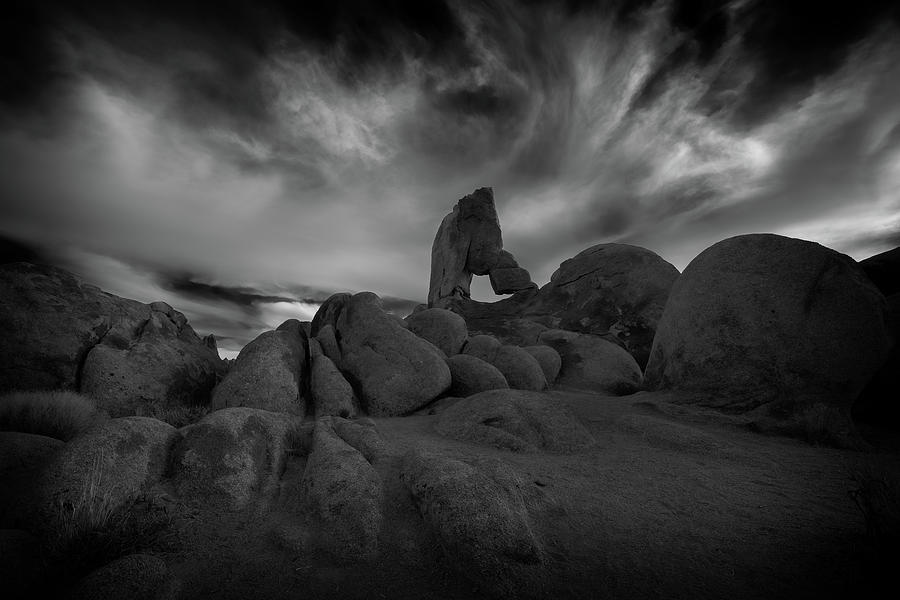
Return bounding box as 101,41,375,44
47,452,173,586
849,464,900,550
0,390,104,441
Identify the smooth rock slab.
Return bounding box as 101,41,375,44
436,389,594,453
300,419,383,561
400,449,543,596
210,328,306,415
170,408,290,509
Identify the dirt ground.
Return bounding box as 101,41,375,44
151,389,899,600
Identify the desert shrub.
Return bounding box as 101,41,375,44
134,403,209,428
46,452,173,587
0,390,104,441
850,464,900,550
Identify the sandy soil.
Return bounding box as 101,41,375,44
149,389,899,600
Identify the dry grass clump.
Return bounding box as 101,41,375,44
0,390,104,441
850,464,900,550
47,452,174,587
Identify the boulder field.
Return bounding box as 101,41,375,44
0,187,897,599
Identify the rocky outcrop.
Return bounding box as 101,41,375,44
426,196,678,367
210,324,307,415
538,329,642,394
491,345,547,391
405,308,468,356
400,449,543,596
308,338,356,418
82,302,226,417
299,419,383,562
169,408,291,509
332,292,451,416
0,263,224,414
643,234,892,445
428,188,535,308
446,354,509,397
436,389,594,453
524,243,679,368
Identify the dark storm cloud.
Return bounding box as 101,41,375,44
2,0,899,348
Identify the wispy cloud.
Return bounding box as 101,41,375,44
1,0,898,349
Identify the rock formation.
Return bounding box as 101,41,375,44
426,190,678,368
0,263,224,414
428,187,536,308
330,292,451,416
643,234,892,445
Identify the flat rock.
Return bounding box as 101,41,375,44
539,329,642,395
170,408,291,509
436,389,594,453
643,234,891,446
446,354,509,397
210,328,306,415
336,292,450,416
489,266,535,294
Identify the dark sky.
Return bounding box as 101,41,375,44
2,0,899,357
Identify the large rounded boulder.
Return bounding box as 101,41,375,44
538,330,642,394
405,308,468,356
491,345,547,391
332,292,451,416
527,244,679,368
446,354,509,397
211,325,307,415
644,234,891,442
